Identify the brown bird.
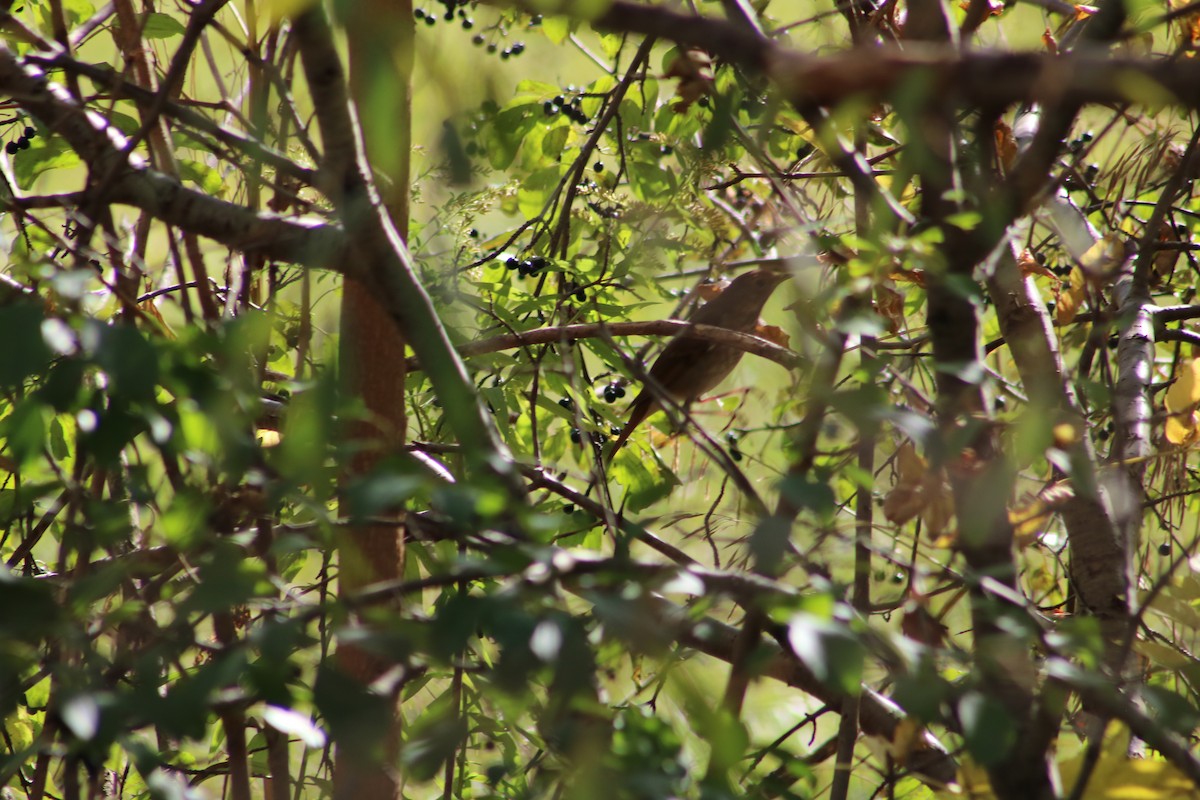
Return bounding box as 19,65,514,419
609,267,791,458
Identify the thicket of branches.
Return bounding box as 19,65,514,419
5,0,1200,798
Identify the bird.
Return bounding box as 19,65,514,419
608,266,791,458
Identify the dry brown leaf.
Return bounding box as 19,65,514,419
920,487,955,536
754,322,791,349
666,49,714,112
994,120,1018,172
1153,222,1182,287
697,278,730,302
883,441,956,536
889,269,927,287
875,283,905,333
900,597,948,647
1009,482,1075,548
139,300,176,338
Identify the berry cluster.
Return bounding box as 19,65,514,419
6,125,36,155
414,0,473,27
543,92,589,125
558,396,619,447
600,382,626,403
505,254,548,277
725,431,742,462
1067,130,1094,154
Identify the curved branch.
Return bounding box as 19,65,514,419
404,319,803,372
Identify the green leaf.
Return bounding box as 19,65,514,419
786,613,863,696
141,12,186,38
94,323,160,402
0,302,51,389
958,691,1016,766
541,15,571,43
485,105,538,170
262,706,327,748
178,159,226,197
611,450,679,512
11,136,82,189
779,475,835,519
4,399,46,467
314,664,393,756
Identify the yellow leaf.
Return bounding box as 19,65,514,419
1079,235,1125,279
1165,412,1199,446
1010,497,1052,548
256,430,282,448
1056,268,1086,325
888,717,927,764
1058,723,1200,799
1165,359,1200,412
896,441,928,484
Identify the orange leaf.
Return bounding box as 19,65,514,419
1016,248,1058,281
1042,28,1059,55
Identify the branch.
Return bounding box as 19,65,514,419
0,44,343,267
404,319,803,372
591,2,1200,113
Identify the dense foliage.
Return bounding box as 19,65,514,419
5,0,1200,798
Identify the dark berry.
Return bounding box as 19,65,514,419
530,14,542,23
472,33,485,45
511,42,525,55
1159,543,1172,556
574,290,586,301
462,19,472,29
660,145,673,156
570,428,582,444
5,141,17,155
487,43,497,53
16,137,28,150
443,11,454,21
594,161,604,173
424,14,436,25
544,101,558,116
603,387,617,403
528,255,548,270
414,8,426,17
563,504,574,514
558,397,573,409
614,386,626,399
506,257,519,270
554,95,565,106
500,49,510,60
730,448,742,462
23,126,34,139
